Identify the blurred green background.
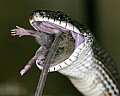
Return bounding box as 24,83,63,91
0,0,120,96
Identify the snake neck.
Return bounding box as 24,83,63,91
58,41,94,79
58,41,120,96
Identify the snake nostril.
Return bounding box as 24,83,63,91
29,15,33,20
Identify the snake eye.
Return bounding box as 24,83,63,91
55,12,68,21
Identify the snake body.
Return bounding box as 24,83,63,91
29,10,120,96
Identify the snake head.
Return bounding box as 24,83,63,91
27,10,94,72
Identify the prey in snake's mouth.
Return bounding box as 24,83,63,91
11,10,85,73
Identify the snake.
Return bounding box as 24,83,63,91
12,10,120,96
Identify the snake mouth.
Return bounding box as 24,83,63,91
29,10,85,72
